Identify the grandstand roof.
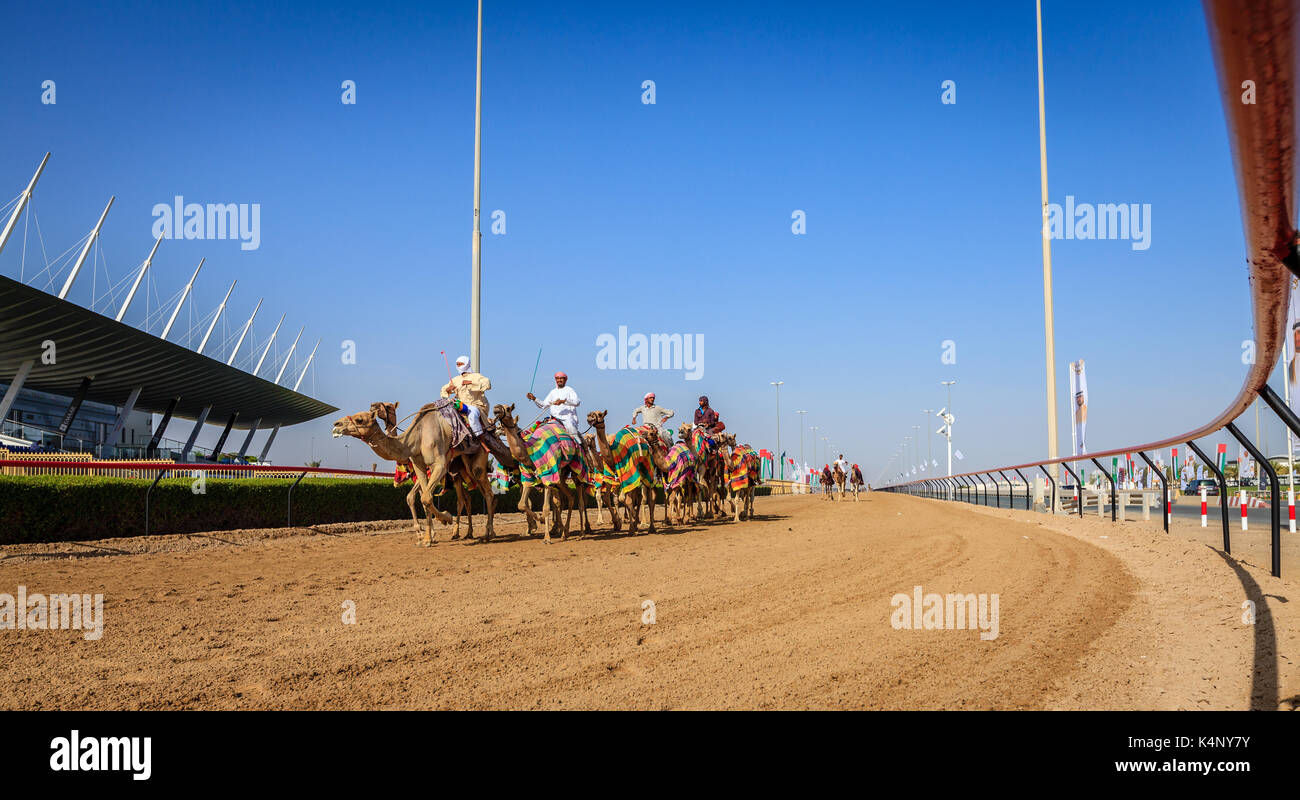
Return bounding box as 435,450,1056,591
0,274,336,428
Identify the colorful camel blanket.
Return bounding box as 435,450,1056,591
610,425,654,495
852,466,864,484
413,398,475,454
521,419,587,487
728,445,759,491
664,443,695,490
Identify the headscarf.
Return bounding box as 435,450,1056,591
455,355,471,375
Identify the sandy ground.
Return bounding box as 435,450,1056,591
0,492,1295,710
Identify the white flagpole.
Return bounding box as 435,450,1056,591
470,0,484,371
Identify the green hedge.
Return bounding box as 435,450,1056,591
0,476,770,544
0,476,544,544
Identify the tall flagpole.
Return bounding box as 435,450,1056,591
1036,0,1060,479
470,0,484,370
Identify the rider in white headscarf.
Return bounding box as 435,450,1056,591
441,354,491,437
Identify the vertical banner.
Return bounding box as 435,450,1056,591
1216,443,1227,476
1070,359,1088,456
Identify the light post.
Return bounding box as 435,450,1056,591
808,425,818,489
912,425,922,474
770,381,784,480
922,410,934,470
795,410,807,477
1035,0,1060,480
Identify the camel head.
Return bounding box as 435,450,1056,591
332,410,381,440
718,433,737,448
368,401,399,433
677,422,694,441
586,409,608,429
492,402,518,429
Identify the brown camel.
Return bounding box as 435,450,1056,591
332,404,496,546
850,465,864,501
587,410,657,534
717,434,757,522
644,433,697,525
493,403,590,543
833,464,847,497
678,422,727,520
581,432,619,528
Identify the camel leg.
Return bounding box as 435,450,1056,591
646,483,657,534
451,480,473,540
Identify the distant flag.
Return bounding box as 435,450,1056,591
954,449,965,460
1216,443,1227,474
932,459,938,468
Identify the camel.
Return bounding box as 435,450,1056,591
678,422,727,520
493,403,590,543
833,464,847,497
850,465,864,501
645,433,697,525
587,410,657,534
820,466,835,499
370,401,400,434
332,403,496,546
716,433,757,522
581,432,619,528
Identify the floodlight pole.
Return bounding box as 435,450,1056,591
160,258,204,340
470,0,484,372
59,196,115,299
117,235,163,322
1035,0,1061,482
0,153,50,259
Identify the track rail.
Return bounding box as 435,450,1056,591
883,0,1300,578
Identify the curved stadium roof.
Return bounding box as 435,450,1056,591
0,274,336,428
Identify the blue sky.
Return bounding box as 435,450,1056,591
0,0,1285,478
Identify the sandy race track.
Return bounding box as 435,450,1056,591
1,492,1296,710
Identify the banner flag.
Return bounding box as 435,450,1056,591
1069,359,1088,456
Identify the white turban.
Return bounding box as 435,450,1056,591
455,355,471,375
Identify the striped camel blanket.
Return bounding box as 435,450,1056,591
729,445,759,491
610,425,654,495
664,443,695,490
521,419,587,487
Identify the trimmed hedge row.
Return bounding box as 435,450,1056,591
0,475,774,544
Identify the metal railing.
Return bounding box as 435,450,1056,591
881,0,1299,578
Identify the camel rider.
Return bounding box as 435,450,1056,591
441,355,491,439
632,392,674,445
834,454,849,477
852,463,864,483
693,395,725,434
527,371,582,436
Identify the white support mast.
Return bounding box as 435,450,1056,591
197,280,236,355
116,234,163,322
160,258,203,340
293,339,321,392
0,153,50,258
274,326,304,384
58,196,114,299
227,298,262,366
253,313,285,377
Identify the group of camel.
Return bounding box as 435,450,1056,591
330,401,762,547
819,463,865,501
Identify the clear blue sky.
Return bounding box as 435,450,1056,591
0,0,1282,477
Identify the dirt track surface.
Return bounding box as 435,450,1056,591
1,493,1296,710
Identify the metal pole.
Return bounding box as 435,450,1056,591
1186,440,1229,548
1091,457,1116,522
1035,0,1061,483
771,381,783,480
1226,421,1280,577
1137,450,1169,534
470,0,484,371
